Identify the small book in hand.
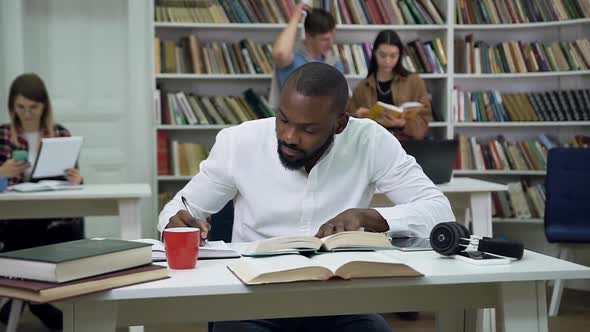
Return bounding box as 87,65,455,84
243,231,393,256
228,251,422,285
367,101,423,121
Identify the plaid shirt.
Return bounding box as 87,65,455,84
0,123,71,185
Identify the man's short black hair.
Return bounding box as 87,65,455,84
304,8,336,36
283,62,349,114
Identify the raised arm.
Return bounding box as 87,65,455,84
272,3,306,68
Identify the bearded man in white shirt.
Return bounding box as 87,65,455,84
159,62,455,332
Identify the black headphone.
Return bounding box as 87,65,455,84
429,222,524,260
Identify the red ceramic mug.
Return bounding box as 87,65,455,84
163,227,200,269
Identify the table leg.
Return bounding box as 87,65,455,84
118,199,141,239
497,281,548,332
469,192,494,332
469,192,493,237
63,301,118,332
5,299,23,332
435,309,465,332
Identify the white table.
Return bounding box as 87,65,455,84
0,184,151,332
372,177,507,238
0,183,151,239
58,250,590,332
372,177,508,332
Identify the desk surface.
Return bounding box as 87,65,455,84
82,249,590,302
0,184,151,201
436,177,507,193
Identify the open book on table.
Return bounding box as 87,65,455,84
228,251,422,285
133,239,240,260
244,231,393,257
367,101,423,121
8,180,83,193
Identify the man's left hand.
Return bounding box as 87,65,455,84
315,208,389,238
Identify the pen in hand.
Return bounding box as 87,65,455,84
181,196,208,245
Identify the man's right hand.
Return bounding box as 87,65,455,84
166,210,210,244
0,160,29,178
290,2,308,23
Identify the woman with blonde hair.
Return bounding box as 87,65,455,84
0,73,83,329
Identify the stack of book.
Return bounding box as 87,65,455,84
154,0,446,25
452,88,590,122
0,239,168,303
456,0,590,24
157,134,208,176
455,36,590,74
493,180,546,219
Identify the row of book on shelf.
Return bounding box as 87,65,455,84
456,0,590,24
154,34,448,75
456,134,589,171
154,88,273,125
154,0,446,25
452,88,590,122
455,36,590,74
492,180,546,220
157,133,208,176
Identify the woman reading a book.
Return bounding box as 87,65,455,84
0,73,83,329
346,30,432,141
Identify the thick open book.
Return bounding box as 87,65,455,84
244,231,393,256
367,101,423,121
133,239,240,260
9,180,83,192
228,251,422,285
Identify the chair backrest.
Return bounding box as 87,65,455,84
208,201,234,242
544,148,590,243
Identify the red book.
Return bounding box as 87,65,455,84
338,0,352,24
366,0,385,24
157,131,170,176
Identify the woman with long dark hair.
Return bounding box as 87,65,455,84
346,30,432,140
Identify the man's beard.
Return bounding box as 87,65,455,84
277,134,335,171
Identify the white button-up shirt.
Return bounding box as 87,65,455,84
158,117,455,241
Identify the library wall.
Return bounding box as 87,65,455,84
0,0,155,238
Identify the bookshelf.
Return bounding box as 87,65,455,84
149,0,590,224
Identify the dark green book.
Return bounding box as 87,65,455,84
0,239,152,283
